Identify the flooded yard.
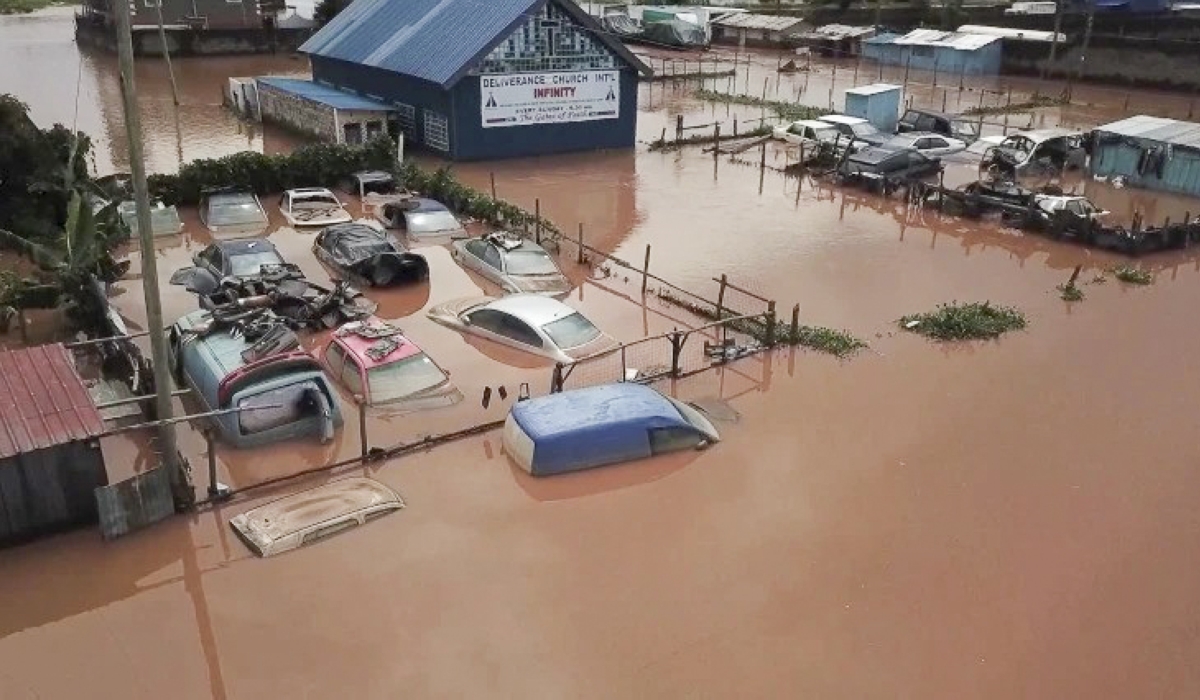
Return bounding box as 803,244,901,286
4,9,1200,699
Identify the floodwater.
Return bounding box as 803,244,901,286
5,9,1200,699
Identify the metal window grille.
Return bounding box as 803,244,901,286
394,103,416,138
424,111,450,152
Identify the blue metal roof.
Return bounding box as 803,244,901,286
256,77,394,111
510,384,689,475
299,0,650,88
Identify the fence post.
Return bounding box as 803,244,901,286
716,274,728,319
760,141,767,172
489,171,496,200
791,303,800,341
670,330,684,377
534,198,541,244
676,113,684,140
941,90,947,112
713,123,720,158
551,363,564,393
357,398,368,459
576,223,585,264
205,430,220,499
620,344,628,381
903,55,911,89
642,244,652,295
733,117,738,136
765,301,777,347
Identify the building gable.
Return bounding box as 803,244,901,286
475,1,619,75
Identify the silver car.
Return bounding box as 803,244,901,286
450,233,571,296
427,294,617,363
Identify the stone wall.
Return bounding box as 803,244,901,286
258,84,338,143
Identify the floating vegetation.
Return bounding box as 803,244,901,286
1110,265,1154,285
779,324,869,358
962,94,1067,116
899,301,1027,341
692,89,831,122
1057,283,1085,302
648,125,772,152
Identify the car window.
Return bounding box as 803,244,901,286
200,246,221,269
929,138,948,149
497,314,543,348
406,210,460,235
648,426,702,455
208,195,266,227
300,518,359,545
342,355,364,396
915,115,935,131
464,239,488,259
541,312,601,349
482,245,503,271
237,383,317,434
465,308,507,335
325,342,346,377
229,251,284,277
1066,201,1085,216
366,353,449,402
914,138,932,150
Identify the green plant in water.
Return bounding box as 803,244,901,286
782,324,868,358
1057,283,1085,302
899,301,1027,341
692,89,831,122
1110,265,1154,285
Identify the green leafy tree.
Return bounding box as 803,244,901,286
314,0,350,26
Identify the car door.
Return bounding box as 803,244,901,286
462,308,511,346
201,246,225,277
459,239,489,277
923,136,954,156
481,244,505,284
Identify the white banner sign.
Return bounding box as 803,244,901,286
480,71,619,129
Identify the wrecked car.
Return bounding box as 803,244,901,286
836,146,942,190
313,222,429,287
428,293,616,364
169,309,343,448
115,200,184,238
280,188,353,228
896,108,979,144
200,190,270,236
323,319,462,409
1025,194,1110,240
881,132,968,157
817,114,890,148
376,197,467,241
771,119,840,148
502,383,720,477
979,129,1088,179
230,477,403,557
170,238,299,296
450,232,571,296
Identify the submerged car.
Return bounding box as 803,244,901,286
817,114,889,148
1028,194,1110,238
192,238,290,280
881,131,967,157
502,383,720,476
450,232,571,296
896,108,979,144
280,188,353,228
346,170,402,200
117,200,184,237
313,222,429,287
837,146,942,187
771,119,840,147
322,319,462,409
200,190,269,236
980,129,1088,178
169,309,343,448
230,477,403,557
377,197,467,241
427,293,616,363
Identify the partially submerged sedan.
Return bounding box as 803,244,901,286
377,197,467,241
881,131,967,157
322,319,462,409
837,146,942,189
771,119,840,148
230,477,403,557
427,294,616,363
450,232,571,296
313,222,429,287
200,190,269,236
503,383,720,476
280,187,353,227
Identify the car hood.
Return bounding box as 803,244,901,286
427,296,493,326
286,208,353,226
508,273,572,296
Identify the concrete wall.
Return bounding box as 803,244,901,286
312,57,452,150
1003,40,1200,91
75,15,310,55
258,82,338,142
126,0,262,30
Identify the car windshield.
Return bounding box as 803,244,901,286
953,120,979,139
1000,136,1034,155
407,211,461,234
851,123,879,137
230,251,284,276
361,179,396,195
366,353,449,403
208,195,266,226
541,312,601,349
667,396,719,441
506,251,559,275
292,194,340,209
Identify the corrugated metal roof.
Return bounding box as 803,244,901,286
890,29,1000,50
1097,115,1200,147
0,344,104,460
712,13,805,32
256,77,394,111
299,0,649,88
797,23,876,40
957,24,1064,42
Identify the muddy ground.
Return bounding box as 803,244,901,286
4,9,1200,699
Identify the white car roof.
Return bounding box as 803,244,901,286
819,114,869,125
791,119,837,130
485,294,580,327
288,187,338,196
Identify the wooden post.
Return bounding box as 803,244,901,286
790,303,800,341
938,169,945,208
903,55,911,88
489,171,496,200
716,274,728,319
942,90,947,112
760,141,767,172
932,56,938,88
854,60,859,83
713,123,720,158
1003,113,1010,134
670,330,684,377
762,76,768,101
534,198,541,244
765,301,777,346
676,113,684,140
733,117,738,136
959,66,965,91
799,141,806,165
641,244,651,295
659,127,666,146
357,398,368,458
1007,87,1013,107
576,223,585,264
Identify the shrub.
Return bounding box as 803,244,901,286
900,301,1027,341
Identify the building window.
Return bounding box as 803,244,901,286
393,103,416,139
365,120,383,139
424,111,450,152
476,2,618,75
343,122,363,145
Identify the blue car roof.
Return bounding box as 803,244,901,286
510,384,689,474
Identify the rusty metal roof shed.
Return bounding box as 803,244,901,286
0,344,105,460
711,13,807,32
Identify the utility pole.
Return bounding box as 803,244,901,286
153,0,180,106
1044,0,1065,80
114,0,187,505
1068,6,1095,101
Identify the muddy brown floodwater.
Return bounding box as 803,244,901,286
5,9,1200,700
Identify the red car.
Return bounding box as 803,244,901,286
322,319,462,410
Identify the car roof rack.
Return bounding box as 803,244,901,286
486,231,525,251
335,320,403,340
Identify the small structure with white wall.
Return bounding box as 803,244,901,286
844,84,902,133
710,13,809,48
255,77,397,145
